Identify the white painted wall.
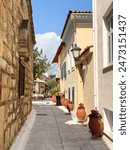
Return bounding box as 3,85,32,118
93,0,113,139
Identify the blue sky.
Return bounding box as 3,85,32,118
32,0,92,35
32,0,92,75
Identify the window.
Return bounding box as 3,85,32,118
61,61,66,80
68,44,75,70
68,87,70,100
67,49,71,71
103,5,113,68
72,87,75,104
71,45,75,68
19,60,25,97
104,108,113,132
107,11,113,64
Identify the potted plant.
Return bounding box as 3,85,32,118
52,95,56,103
76,103,86,122
88,108,103,137
60,93,65,106
67,101,74,112
51,88,57,103
63,99,69,108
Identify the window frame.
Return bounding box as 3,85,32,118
68,87,71,100
67,49,71,71
61,61,67,80
106,11,113,64
72,86,75,104
102,3,113,70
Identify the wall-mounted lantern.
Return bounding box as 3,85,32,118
71,44,81,61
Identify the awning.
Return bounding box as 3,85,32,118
34,78,45,83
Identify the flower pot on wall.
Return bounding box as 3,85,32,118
88,108,103,137
76,108,86,122
88,118,103,137
76,103,86,122
63,99,69,108
60,98,65,106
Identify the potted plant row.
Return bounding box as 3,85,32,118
60,95,74,112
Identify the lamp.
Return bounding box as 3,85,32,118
71,44,81,61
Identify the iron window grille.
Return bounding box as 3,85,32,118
18,59,25,97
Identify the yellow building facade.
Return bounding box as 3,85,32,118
52,11,94,113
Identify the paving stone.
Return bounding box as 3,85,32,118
10,99,112,150
64,146,81,150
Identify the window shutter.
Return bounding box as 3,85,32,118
72,87,75,104
61,66,63,80
68,50,70,71
64,62,66,78
68,87,70,100
61,62,67,79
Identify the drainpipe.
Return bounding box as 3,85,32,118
93,0,99,109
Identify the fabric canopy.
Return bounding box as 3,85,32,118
34,78,45,83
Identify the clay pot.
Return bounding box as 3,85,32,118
67,103,74,112
52,95,56,103
76,108,86,122
88,118,103,137
63,99,69,108
60,98,65,106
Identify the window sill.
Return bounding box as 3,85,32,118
103,64,113,73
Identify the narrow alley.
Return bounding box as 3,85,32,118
10,99,112,150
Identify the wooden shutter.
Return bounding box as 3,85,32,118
72,87,74,104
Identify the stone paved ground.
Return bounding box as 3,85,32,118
10,100,112,150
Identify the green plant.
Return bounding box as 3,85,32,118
50,87,57,95
88,108,102,120
33,48,50,79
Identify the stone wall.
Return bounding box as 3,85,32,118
0,0,35,149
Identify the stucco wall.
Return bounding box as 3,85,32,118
96,0,113,113
58,12,93,114
83,48,94,114
93,0,113,138
59,33,75,98
75,25,93,111
76,24,93,52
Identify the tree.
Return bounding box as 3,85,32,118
47,76,57,95
33,48,50,79
47,78,57,90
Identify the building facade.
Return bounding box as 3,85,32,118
93,0,113,139
52,11,94,112
0,0,35,149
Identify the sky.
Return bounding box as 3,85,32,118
32,0,92,75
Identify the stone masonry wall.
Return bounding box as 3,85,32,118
0,0,35,150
